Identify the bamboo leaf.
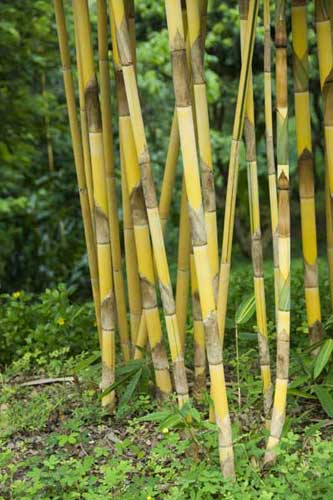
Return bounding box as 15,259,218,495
159,413,183,430
235,295,256,325
137,411,172,423
288,389,315,400
313,386,333,418
73,351,101,374
118,369,143,410
116,359,144,376
314,339,333,379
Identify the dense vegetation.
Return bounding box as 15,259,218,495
0,0,332,498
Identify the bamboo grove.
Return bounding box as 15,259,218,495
53,0,333,478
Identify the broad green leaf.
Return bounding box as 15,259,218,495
313,386,333,418
314,339,333,379
235,295,256,325
159,413,183,430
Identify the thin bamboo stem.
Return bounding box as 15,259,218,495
176,178,191,350
110,0,189,408
315,0,333,311
239,0,272,424
159,111,180,234
265,0,291,464
291,0,322,345
53,0,102,349
217,0,259,349
263,0,279,321
73,0,116,410
165,0,235,478
190,250,206,398
97,0,131,362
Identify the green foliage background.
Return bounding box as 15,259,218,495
0,0,327,294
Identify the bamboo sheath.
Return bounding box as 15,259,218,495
111,17,171,396
165,0,234,478
265,0,291,464
291,0,322,345
263,0,279,321
217,0,259,348
73,0,116,410
239,0,272,423
315,0,333,311
97,0,131,362
111,1,190,407
53,0,102,349
110,6,190,407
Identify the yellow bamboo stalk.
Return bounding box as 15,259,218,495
165,0,234,478
121,147,142,348
73,0,116,410
73,13,95,223
186,0,219,299
53,0,102,349
315,0,333,311
263,0,279,320
111,15,174,400
217,0,259,349
239,0,272,424
110,0,189,408
265,0,291,464
291,0,322,345
159,111,180,233
119,0,144,351
133,313,148,360
97,0,131,362
176,178,191,349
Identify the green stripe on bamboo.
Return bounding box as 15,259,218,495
263,0,279,321
265,0,291,465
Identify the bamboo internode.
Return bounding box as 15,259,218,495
53,0,333,478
